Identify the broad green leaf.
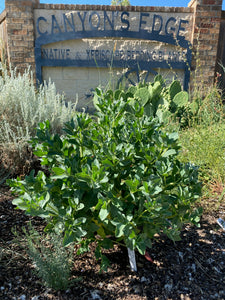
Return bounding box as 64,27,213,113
39,192,50,208
95,245,101,260
166,230,182,242
63,231,77,246
134,87,150,106
168,132,179,141
125,179,139,193
102,159,114,167
100,176,109,184
74,227,87,239
77,203,85,211
173,91,189,107
100,255,110,272
29,209,50,218
99,202,109,221
52,167,68,179
76,173,92,183
169,80,182,100
100,238,114,249
73,217,87,225
115,224,126,238
12,197,26,207
47,203,59,215
136,240,146,255
162,149,177,157
144,102,154,117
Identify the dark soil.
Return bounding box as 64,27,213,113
0,185,225,300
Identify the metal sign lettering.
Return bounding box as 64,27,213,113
35,11,192,90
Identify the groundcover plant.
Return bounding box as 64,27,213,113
8,84,202,271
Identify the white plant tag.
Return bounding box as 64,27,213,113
127,248,137,272
217,218,225,231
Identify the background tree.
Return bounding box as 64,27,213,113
111,0,131,5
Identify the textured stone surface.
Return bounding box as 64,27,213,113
190,0,222,87
34,8,193,105
34,9,193,40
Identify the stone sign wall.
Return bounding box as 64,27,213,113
0,0,223,110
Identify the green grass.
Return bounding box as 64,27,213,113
177,87,225,212
179,123,225,183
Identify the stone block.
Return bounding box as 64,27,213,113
11,18,25,24
25,57,35,63
12,40,28,47
7,23,22,30
12,29,27,35
211,5,223,10
202,0,216,4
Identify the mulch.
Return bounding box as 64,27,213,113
0,186,225,300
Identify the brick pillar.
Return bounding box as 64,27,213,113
4,0,39,78
188,0,222,89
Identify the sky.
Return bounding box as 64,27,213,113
0,0,225,12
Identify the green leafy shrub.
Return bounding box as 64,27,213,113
9,87,202,271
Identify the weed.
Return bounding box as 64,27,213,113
13,223,75,291
178,122,225,210
179,123,225,180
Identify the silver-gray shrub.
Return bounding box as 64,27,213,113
0,64,77,145
0,64,77,177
